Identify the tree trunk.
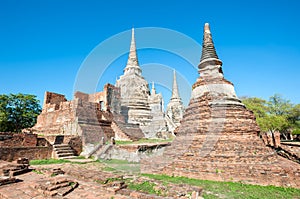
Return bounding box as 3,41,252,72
282,132,288,140
288,133,293,140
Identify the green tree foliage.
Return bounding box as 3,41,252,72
268,94,293,116
242,94,300,139
241,97,268,118
0,93,41,132
290,104,300,135
289,104,300,125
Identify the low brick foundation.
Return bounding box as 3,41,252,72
0,146,52,162
0,132,37,147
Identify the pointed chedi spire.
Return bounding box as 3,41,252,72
124,28,142,75
199,23,222,68
171,70,181,100
166,69,185,132
151,81,156,95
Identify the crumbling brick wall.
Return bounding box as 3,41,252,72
0,133,37,147
68,136,82,155
0,146,52,161
33,84,140,154
43,92,67,110
85,83,121,113
74,91,89,101
261,131,281,148
0,132,52,161
105,84,121,114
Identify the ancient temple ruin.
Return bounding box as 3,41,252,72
166,70,185,133
32,28,185,156
32,84,144,155
142,23,300,188
148,82,167,136
116,28,168,137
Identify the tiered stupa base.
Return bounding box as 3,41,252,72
142,92,300,187
142,23,300,188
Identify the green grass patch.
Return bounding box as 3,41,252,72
98,159,139,164
95,176,125,185
142,173,300,199
116,138,173,145
128,181,162,196
103,166,117,172
134,138,173,144
30,159,71,165
30,159,88,165
115,140,133,145
99,159,140,174
32,169,43,174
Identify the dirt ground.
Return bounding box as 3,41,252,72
0,160,202,199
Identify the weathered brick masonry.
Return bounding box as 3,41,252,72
142,23,300,188
33,84,144,154
0,132,52,161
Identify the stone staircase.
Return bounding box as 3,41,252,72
53,144,77,159
93,144,113,160
33,177,78,197
112,121,144,141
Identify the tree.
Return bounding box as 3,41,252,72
290,104,300,138
268,94,293,116
241,97,268,118
257,114,289,133
242,94,299,140
0,93,41,132
289,104,300,125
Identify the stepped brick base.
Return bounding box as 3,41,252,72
113,121,144,141
142,93,300,188
142,23,300,188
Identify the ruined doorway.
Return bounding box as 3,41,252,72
100,101,104,111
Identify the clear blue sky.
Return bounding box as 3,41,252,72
1,0,300,107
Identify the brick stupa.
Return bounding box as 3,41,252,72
142,23,300,188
